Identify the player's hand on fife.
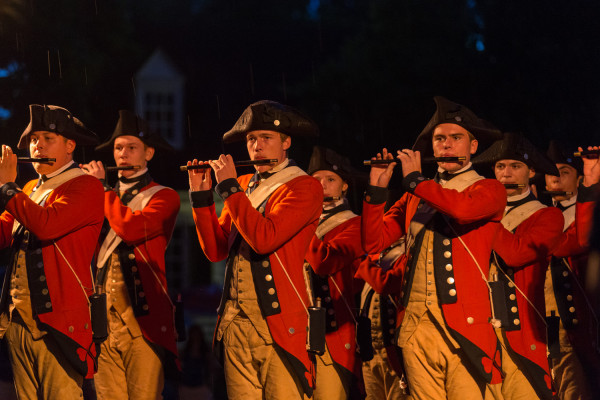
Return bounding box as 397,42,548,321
80,160,106,180
0,144,17,185
209,154,237,185
396,149,422,178
369,148,397,188
580,145,600,187
187,159,213,191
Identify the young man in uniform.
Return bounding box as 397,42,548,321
304,146,363,399
473,132,563,400
545,141,600,399
361,96,505,400
81,110,180,400
187,100,323,399
0,105,104,399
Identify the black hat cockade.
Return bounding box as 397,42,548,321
473,132,559,176
95,110,174,152
546,140,583,175
307,146,357,183
413,96,502,157
18,104,99,149
222,100,319,144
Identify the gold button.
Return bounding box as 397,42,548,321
389,329,395,334
322,285,328,291
569,307,575,313
84,324,89,329
563,271,569,277
258,207,265,213
325,297,331,302
331,321,337,327
265,275,273,282
509,294,516,300
511,307,518,313
139,292,145,298
573,319,579,325
132,189,139,195
128,254,135,260
42,288,48,295
449,289,456,296
289,328,295,334
268,288,275,295
345,343,351,350
467,317,474,324
135,279,141,285
262,261,269,267
508,282,514,288
272,302,279,309
444,251,451,258
40,276,46,282
68,326,74,332
427,281,432,285
530,344,536,350
443,239,450,246
567,295,573,301
445,264,453,271
447,277,454,284
132,267,138,272
45,302,52,308
143,304,149,310
514,319,520,325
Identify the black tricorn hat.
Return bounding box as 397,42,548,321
307,146,358,183
546,140,583,174
413,96,502,156
473,132,559,176
95,110,174,151
222,100,319,143
18,105,99,149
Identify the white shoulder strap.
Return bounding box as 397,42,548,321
502,200,546,232
315,210,356,239
96,185,168,270
247,166,306,209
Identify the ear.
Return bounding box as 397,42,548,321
528,167,536,179
145,146,155,162
282,136,291,151
66,139,76,155
342,182,349,194
469,139,479,154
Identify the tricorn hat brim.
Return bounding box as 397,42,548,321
18,105,98,149
223,100,319,144
546,140,582,174
473,132,559,176
95,110,174,152
412,96,502,156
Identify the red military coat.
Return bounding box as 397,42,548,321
551,191,600,386
103,182,180,362
192,173,323,395
361,173,506,384
493,206,563,399
0,175,104,378
305,214,362,381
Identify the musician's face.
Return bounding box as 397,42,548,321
545,163,579,202
29,131,75,175
246,130,291,173
494,159,534,196
113,136,154,178
312,170,348,206
432,123,478,173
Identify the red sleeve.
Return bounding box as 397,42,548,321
305,216,363,276
105,186,180,245
225,176,323,255
553,220,587,258
6,175,104,241
192,201,232,262
354,254,405,296
0,210,16,248
413,179,506,224
576,200,595,248
493,207,564,268
361,194,410,255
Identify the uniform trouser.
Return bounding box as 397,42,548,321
362,346,411,400
313,345,349,400
548,320,594,400
5,320,83,400
401,316,485,400
94,310,164,400
222,315,307,400
485,329,540,400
